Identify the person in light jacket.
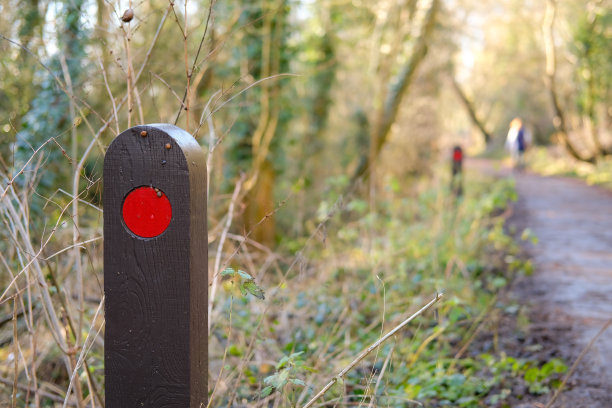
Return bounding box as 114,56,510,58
506,117,529,168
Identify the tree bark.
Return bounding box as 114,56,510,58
243,0,287,245
543,0,596,163
450,76,492,144
352,0,440,182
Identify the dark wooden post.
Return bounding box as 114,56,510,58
103,124,207,407
451,145,463,197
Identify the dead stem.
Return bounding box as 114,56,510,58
302,292,444,408
545,317,612,408
366,343,395,408
209,175,245,333
175,0,216,126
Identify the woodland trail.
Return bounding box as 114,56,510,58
469,159,612,407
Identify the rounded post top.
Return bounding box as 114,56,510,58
106,123,202,155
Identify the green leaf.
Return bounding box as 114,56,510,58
264,374,281,388
221,268,235,277
492,276,507,288
260,386,274,397
238,269,253,280
289,378,306,387
524,367,540,384
243,280,265,300
227,344,242,357
520,228,531,241
276,356,290,369
277,369,289,389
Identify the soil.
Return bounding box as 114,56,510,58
469,159,612,407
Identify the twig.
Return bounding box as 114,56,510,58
366,343,395,408
544,317,612,408
207,74,298,122
62,297,105,408
208,175,245,333
446,295,498,374
98,57,119,134
206,295,234,408
133,83,145,125
62,50,86,408
407,325,447,369
205,103,216,199
227,304,271,407
0,376,70,405
182,0,189,128
1,137,65,202
43,237,103,261
226,233,274,255
3,186,72,356
124,29,133,127
302,292,444,408
175,0,216,125
150,71,188,109
12,299,18,407
135,5,171,83
0,191,93,304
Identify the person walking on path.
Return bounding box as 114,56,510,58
506,117,528,168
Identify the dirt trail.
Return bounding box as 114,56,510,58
470,159,612,406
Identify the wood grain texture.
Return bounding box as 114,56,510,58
104,124,207,407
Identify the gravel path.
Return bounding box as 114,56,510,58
470,159,612,407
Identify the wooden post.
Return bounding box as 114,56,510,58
451,145,463,197
103,124,207,407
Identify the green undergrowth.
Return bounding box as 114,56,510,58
210,168,566,407
527,146,612,189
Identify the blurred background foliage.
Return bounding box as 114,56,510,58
1,0,610,230
0,0,609,406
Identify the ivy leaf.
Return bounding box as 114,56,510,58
289,378,306,387
243,280,265,300
276,355,290,369
237,269,253,280
221,268,235,277
524,367,540,384
264,375,277,386
277,369,289,388
260,386,274,397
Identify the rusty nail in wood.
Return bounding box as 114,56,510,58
140,131,147,137
165,143,172,150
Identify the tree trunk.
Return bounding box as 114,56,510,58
450,76,492,144
246,160,276,245
352,0,440,182
243,0,287,245
543,0,596,163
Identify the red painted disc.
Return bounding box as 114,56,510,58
122,186,172,238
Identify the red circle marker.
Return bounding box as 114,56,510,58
122,186,172,238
